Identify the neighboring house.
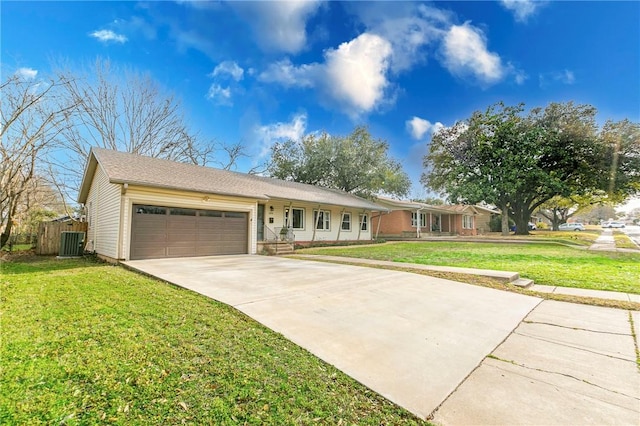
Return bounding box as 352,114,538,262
372,198,498,238
78,148,387,262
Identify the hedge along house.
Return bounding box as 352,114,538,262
77,148,387,261
372,197,497,238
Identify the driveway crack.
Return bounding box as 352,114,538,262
523,320,631,336
512,330,634,363
487,355,640,401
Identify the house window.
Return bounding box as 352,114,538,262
359,214,368,231
284,207,304,229
341,212,351,231
411,212,427,228
313,210,331,230
463,215,474,229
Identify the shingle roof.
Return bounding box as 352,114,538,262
78,148,387,211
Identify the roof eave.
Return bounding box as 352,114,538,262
266,195,389,212
111,179,271,201
77,150,98,204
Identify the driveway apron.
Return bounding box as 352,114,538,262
124,255,542,419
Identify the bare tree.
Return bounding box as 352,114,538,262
53,58,245,198
1,71,75,247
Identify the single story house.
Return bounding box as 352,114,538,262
372,197,498,238
78,148,387,262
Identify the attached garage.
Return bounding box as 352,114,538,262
78,148,386,262
130,205,248,260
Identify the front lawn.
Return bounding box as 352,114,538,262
524,230,601,246
299,242,640,294
0,257,425,425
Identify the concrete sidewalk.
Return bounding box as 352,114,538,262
589,228,617,251
431,300,640,425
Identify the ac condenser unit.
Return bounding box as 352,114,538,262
59,231,85,257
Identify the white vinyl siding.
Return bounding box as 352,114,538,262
263,202,374,242
86,164,121,259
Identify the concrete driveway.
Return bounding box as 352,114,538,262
123,255,639,423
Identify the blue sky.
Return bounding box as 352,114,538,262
3,0,640,200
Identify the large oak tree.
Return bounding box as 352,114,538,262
421,102,635,235
268,126,411,199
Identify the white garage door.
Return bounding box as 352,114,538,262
130,205,248,260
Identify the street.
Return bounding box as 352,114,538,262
621,224,640,247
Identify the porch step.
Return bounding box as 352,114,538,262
275,246,295,255
260,242,295,255
511,278,534,289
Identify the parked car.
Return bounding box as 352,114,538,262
602,221,625,228
558,222,585,231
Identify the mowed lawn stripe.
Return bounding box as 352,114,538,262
299,242,640,294
0,258,426,425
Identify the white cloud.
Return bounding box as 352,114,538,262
259,58,317,88
230,1,323,54
259,33,393,118
323,33,392,115
254,113,308,157
514,68,529,85
350,3,450,74
560,69,575,84
441,23,505,86
211,61,244,81
15,67,38,80
207,84,232,106
539,69,576,87
406,116,444,140
89,29,128,44
500,0,544,23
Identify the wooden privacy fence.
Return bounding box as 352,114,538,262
36,221,88,255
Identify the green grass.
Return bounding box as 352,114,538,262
299,242,640,294
1,243,33,252
613,231,639,249
523,230,601,246
0,257,426,425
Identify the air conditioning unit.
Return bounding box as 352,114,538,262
59,231,85,257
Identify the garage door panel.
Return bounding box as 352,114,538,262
131,204,248,260
132,246,166,259
166,247,197,257
167,231,198,242
134,233,167,243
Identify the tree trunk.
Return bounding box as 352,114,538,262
501,205,510,236
512,207,530,236
0,211,13,248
